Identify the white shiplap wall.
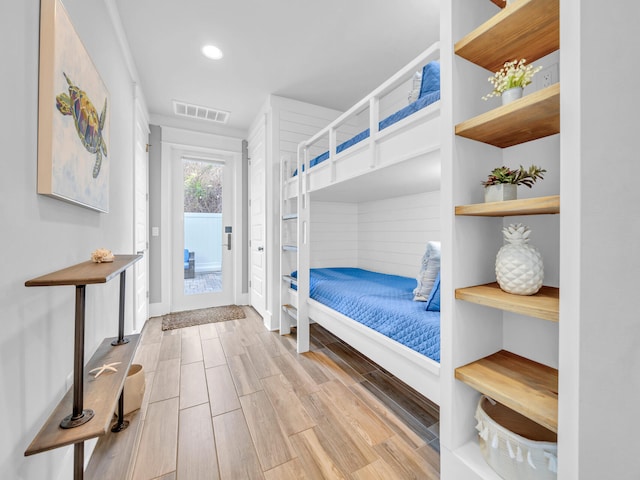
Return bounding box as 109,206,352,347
308,191,440,278
357,191,440,278
310,202,358,268
278,105,360,176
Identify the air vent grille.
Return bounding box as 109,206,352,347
172,100,230,124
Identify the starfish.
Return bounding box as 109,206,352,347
89,362,121,378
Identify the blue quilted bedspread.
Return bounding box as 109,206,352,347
291,268,440,362
294,90,441,175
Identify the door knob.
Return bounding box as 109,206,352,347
257,246,264,251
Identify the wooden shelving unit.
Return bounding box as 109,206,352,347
24,254,142,480
456,195,560,216
455,0,559,72
455,283,559,322
446,0,562,475
455,350,558,433
455,83,559,148
25,334,140,455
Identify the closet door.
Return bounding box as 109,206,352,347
248,118,267,320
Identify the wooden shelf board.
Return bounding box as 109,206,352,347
455,0,559,72
456,195,559,216
455,350,558,432
455,283,559,322
455,83,559,148
25,255,142,287
282,304,298,321
25,334,141,456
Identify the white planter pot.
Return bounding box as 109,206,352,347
484,184,517,203
501,87,523,105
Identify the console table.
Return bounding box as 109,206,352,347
24,254,142,480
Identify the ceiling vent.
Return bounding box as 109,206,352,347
172,100,230,124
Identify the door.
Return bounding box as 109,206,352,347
248,120,267,319
171,153,234,312
133,101,149,331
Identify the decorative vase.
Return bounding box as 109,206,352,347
484,184,517,203
495,223,543,295
501,87,523,105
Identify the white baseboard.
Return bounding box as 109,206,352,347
149,302,170,318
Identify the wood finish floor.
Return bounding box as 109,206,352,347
86,307,440,479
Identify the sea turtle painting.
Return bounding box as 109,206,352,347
55,72,107,179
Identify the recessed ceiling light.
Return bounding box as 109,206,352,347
202,45,223,60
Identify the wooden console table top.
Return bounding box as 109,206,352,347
25,255,142,287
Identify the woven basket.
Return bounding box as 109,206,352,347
123,364,145,415
476,396,557,479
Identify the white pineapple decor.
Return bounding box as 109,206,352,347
495,223,544,295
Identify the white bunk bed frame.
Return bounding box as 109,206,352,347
280,41,441,405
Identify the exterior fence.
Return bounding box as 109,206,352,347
184,212,222,272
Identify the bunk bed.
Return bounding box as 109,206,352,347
280,41,442,404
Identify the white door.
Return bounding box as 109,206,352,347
171,152,234,312
133,101,149,331
248,121,267,319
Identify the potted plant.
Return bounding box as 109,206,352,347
482,165,546,202
482,59,542,105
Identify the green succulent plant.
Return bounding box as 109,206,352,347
482,165,546,188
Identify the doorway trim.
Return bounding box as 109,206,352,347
154,127,244,316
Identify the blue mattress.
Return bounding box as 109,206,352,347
291,268,440,362
295,90,440,175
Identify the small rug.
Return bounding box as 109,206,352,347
161,305,246,331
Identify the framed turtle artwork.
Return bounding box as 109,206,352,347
37,0,110,212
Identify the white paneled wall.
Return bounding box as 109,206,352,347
308,191,440,278
358,191,440,277
279,107,360,176
310,202,358,268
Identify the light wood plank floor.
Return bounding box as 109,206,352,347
86,306,440,479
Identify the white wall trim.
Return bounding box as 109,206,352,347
160,129,243,312
103,0,150,117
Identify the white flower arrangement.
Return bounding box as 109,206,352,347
482,59,542,100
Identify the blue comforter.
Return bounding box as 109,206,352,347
291,268,440,362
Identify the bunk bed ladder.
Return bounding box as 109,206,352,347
279,154,296,336
278,146,310,354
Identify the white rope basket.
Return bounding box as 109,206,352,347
476,396,558,480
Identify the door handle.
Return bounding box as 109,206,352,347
137,250,145,256
257,246,264,251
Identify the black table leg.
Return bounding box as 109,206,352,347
60,285,94,429
111,271,130,346
74,442,83,480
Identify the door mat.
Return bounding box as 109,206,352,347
161,305,246,331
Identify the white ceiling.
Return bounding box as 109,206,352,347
114,0,440,135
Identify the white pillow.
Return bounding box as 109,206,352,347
413,241,441,301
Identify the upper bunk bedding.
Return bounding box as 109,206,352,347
291,267,440,362
295,60,441,176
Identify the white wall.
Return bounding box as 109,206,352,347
358,191,441,278
0,1,139,478
307,191,441,279
310,202,358,268
559,1,640,478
